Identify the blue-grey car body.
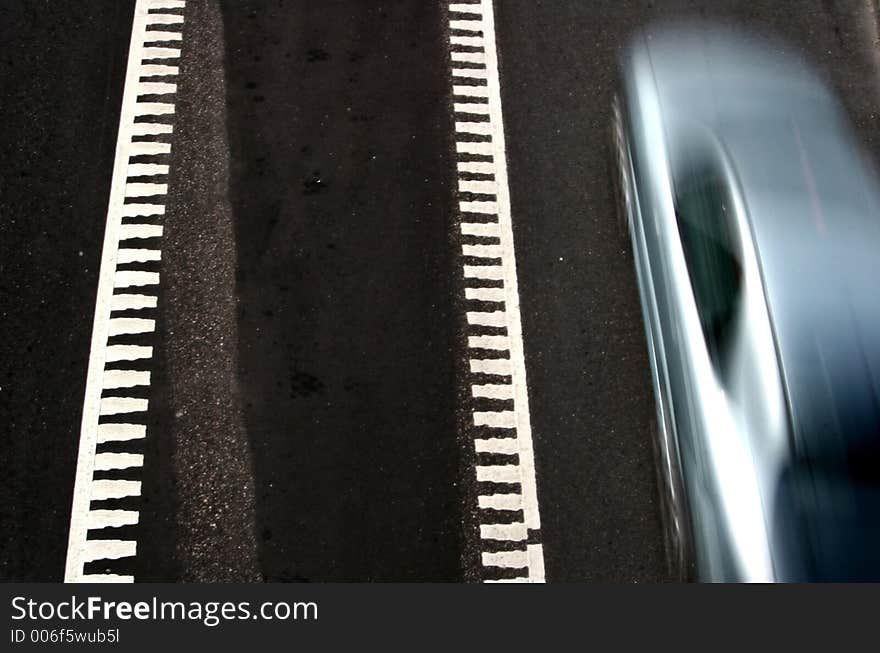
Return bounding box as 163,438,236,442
616,22,880,581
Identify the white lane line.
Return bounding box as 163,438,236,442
478,493,523,511
472,383,514,400
65,0,186,583
94,452,145,471
470,358,512,376
480,523,528,541
475,437,519,455
463,264,504,280
121,203,165,217
463,243,503,258
96,423,147,443
447,0,545,583
459,179,497,195
468,334,509,350
466,310,507,327
87,509,140,530
104,345,154,362
465,286,505,302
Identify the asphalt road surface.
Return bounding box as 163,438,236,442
2,0,880,582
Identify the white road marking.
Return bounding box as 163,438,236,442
96,423,147,443
472,383,515,400
478,493,523,511
447,0,545,583
465,286,505,302
480,523,528,541
94,452,145,471
468,334,509,350
470,358,512,376
104,345,154,362
87,510,140,530
65,0,186,583
474,437,519,454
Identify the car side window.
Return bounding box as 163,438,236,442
673,156,743,372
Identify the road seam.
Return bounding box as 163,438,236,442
64,0,186,583
447,0,546,583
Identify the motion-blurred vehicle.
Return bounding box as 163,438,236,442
612,22,880,581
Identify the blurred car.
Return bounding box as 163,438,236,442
612,21,880,581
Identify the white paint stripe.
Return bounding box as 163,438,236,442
129,124,173,137
144,30,183,42
119,224,163,240
478,493,523,511
480,523,527,541
467,310,507,327
449,3,483,15
484,577,529,583
451,51,486,64
477,0,543,537
147,0,185,8
87,510,140,530
469,334,509,350
460,200,498,214
141,46,181,59
103,370,151,390
90,479,142,501
451,35,485,47
475,437,519,455
104,344,153,362
121,203,165,217
127,162,170,176
463,243,502,259
472,383,514,399
461,221,500,237
140,64,179,76
448,1,546,583
137,81,177,94
459,179,496,195
464,264,503,280
114,271,160,288
470,358,512,376
450,19,483,32
456,141,493,156
474,410,516,428
453,68,488,79
83,540,137,563
129,141,172,156
456,121,492,135
133,101,175,115
481,549,528,568
465,286,506,302
476,464,521,483
108,317,156,336
99,397,149,416
144,15,184,25
80,574,136,583
453,84,489,97
454,102,490,115
96,423,147,443
94,452,144,471
125,182,168,196
457,159,494,172
116,249,161,264
527,544,546,582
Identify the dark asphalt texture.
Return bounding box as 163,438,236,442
2,0,880,582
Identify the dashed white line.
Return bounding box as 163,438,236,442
65,0,186,583
447,0,545,583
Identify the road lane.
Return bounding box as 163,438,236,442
0,1,135,581
493,0,880,581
